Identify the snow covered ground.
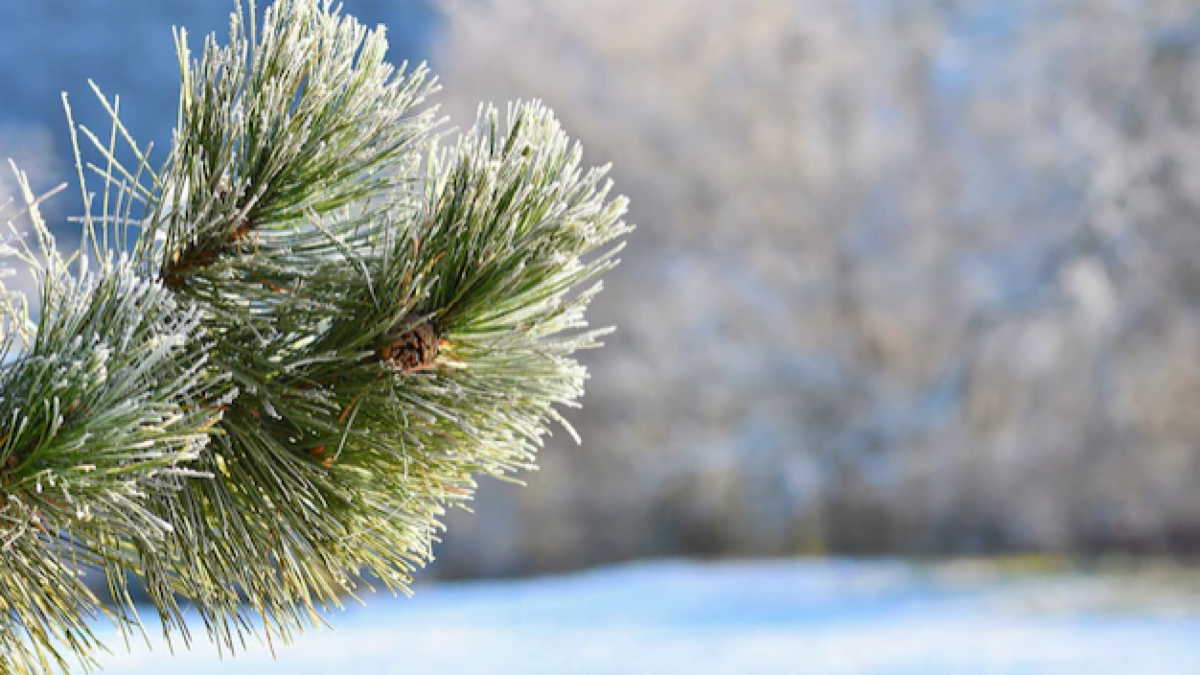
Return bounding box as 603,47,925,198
92,559,1200,674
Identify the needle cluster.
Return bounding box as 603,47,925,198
0,1,629,672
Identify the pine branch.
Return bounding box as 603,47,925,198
0,0,630,672
0,170,222,674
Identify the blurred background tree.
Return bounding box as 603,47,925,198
432,0,1200,573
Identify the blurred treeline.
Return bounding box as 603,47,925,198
431,0,1200,576
5,0,1200,578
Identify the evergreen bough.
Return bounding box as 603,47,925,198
0,1,630,672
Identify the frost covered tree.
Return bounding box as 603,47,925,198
0,1,629,672
429,0,1200,562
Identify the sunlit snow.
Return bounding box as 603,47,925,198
91,559,1200,674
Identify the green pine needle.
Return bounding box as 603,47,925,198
0,0,630,672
